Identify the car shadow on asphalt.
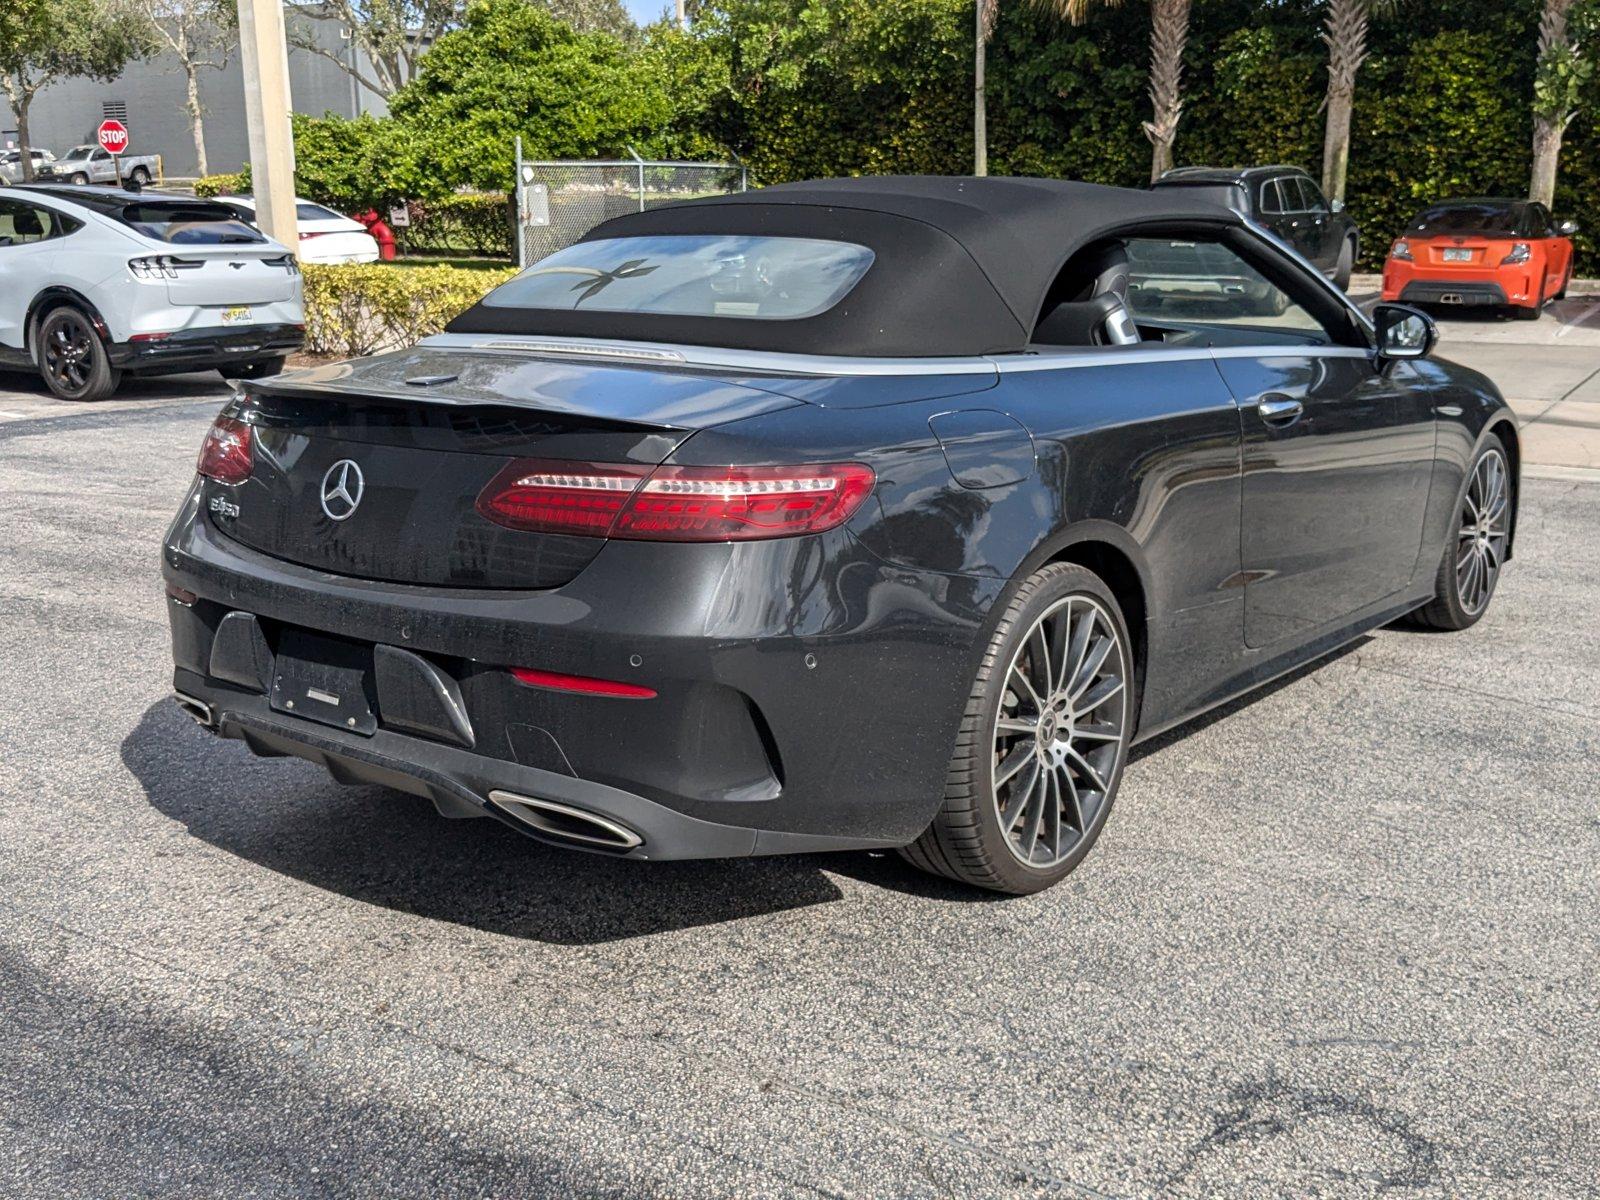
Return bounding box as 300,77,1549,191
121,700,856,944
0,369,230,402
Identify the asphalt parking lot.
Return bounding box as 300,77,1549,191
1,303,1597,1198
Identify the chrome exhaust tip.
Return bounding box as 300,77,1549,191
173,691,214,729
488,790,643,852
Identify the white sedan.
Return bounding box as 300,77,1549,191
0,184,304,400
217,196,381,264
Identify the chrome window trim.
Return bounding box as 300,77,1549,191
422,332,1376,378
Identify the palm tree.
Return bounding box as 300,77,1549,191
1034,0,1192,184
1529,0,1587,207
975,0,998,175
1320,0,1393,206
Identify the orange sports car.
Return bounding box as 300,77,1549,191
1383,198,1577,320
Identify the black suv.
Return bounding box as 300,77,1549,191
1153,166,1361,291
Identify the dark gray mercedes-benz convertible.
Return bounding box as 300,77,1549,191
163,177,1517,894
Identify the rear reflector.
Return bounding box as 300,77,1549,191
197,414,253,485
477,460,875,542
510,667,656,699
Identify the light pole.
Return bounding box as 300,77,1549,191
236,0,299,253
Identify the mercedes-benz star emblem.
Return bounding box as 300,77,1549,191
320,460,365,522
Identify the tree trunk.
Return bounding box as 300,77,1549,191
1320,0,1369,205
184,63,209,177
1322,87,1354,206
1529,0,1575,207
974,0,987,176
15,97,35,184
1142,0,1189,184
1529,116,1563,208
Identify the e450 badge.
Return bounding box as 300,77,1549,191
209,495,240,519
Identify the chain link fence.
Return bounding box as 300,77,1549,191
513,141,749,268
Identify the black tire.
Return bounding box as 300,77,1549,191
1409,441,1512,631
1513,298,1542,321
1332,236,1356,292
1554,271,1570,301
901,563,1136,895
218,357,286,381
34,306,121,402
128,166,151,186
70,172,89,185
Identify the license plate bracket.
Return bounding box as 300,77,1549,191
1441,248,1473,262
269,629,378,735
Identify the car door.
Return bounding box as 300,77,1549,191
1292,177,1335,270
0,198,67,353
1256,177,1295,248
1123,234,1436,650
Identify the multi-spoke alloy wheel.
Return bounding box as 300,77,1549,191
902,562,1135,894
1456,448,1509,616
35,306,120,402
991,596,1129,869
1412,441,1513,632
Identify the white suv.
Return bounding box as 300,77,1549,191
0,185,304,401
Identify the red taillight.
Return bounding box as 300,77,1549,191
197,415,253,484
299,230,330,240
510,667,656,699
476,460,875,542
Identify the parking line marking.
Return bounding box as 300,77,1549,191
1555,299,1600,338
0,409,29,419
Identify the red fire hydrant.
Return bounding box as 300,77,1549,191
354,209,398,261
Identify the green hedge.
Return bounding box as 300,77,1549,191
301,263,518,358
193,172,247,198
394,193,515,258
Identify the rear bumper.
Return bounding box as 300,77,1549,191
1395,280,1510,307
162,487,994,860
110,323,304,373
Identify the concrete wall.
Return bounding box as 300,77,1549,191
0,9,388,180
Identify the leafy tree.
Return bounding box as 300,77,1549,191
385,0,681,190
1528,0,1597,205
127,0,235,175
0,0,152,179
287,0,636,99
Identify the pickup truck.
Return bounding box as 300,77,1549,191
36,144,160,187
0,148,56,184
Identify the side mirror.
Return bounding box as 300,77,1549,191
1558,219,1579,237
1373,303,1437,361
1330,198,1345,214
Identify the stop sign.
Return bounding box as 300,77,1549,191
97,119,129,155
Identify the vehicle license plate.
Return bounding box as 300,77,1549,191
269,629,378,735
222,305,253,325
1442,248,1473,262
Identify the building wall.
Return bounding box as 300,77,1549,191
0,11,388,180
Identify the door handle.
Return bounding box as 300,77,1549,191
1257,395,1304,425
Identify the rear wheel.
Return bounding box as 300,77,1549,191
69,172,89,185
1332,236,1356,291
901,563,1135,894
1411,443,1512,631
218,357,286,381
128,166,152,186
1513,298,1542,321
35,306,120,402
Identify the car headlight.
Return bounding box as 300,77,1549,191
1501,242,1531,265
1390,240,1413,261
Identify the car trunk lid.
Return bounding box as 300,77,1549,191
162,246,299,307
206,348,803,589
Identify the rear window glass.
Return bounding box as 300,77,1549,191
1407,204,1521,237
296,202,343,221
118,201,267,244
482,235,875,320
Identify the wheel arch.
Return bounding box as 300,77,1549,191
1008,521,1153,733
25,287,114,358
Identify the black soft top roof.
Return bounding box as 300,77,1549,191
448,176,1240,358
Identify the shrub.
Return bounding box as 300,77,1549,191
300,263,519,358
395,193,515,258
193,171,248,198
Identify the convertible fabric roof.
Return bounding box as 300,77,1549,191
447,176,1241,357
